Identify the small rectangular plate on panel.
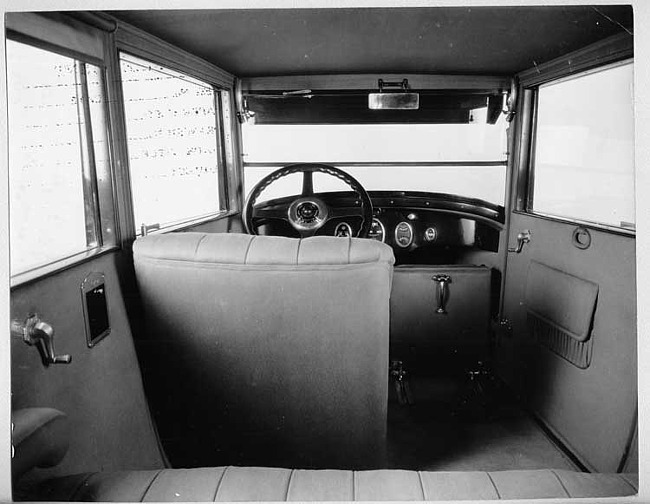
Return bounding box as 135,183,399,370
81,272,111,347
368,93,419,110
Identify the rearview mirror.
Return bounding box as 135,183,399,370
368,78,419,110
368,92,420,110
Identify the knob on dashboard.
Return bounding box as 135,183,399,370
424,227,437,242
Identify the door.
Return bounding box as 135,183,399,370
5,14,166,481
497,49,636,473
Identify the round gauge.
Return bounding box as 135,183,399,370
394,221,414,248
334,222,353,237
424,227,438,242
368,218,385,242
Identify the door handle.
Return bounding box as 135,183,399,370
11,314,72,367
508,229,531,253
432,274,452,314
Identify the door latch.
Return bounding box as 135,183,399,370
508,229,531,253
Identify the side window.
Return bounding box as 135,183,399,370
7,39,115,280
119,53,226,234
529,60,635,231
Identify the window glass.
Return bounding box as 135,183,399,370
245,165,506,205
243,122,507,163
532,61,635,229
120,54,222,233
7,40,106,276
242,118,508,205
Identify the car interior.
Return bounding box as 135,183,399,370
2,3,643,502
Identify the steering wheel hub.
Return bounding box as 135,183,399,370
288,197,329,230
297,201,319,222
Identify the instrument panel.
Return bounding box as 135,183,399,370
253,191,504,260
365,206,499,257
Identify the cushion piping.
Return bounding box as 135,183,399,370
212,466,230,502
485,472,502,500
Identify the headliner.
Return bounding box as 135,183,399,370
109,6,633,78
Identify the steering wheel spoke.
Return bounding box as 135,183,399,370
301,170,314,196
252,206,288,221
299,228,318,238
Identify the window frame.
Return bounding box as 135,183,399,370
6,33,120,287
118,51,230,235
113,22,240,240
513,34,635,237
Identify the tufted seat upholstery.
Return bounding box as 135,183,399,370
133,233,394,468
20,466,638,501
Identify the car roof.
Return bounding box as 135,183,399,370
110,6,633,78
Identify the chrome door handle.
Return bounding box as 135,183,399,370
508,229,531,253
432,274,452,314
11,314,72,367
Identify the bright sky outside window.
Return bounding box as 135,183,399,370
241,116,508,205
532,61,635,230
120,53,222,233
7,40,106,276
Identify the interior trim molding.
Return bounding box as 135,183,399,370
110,16,236,90
242,74,511,92
517,32,633,87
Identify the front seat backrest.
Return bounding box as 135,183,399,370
133,233,394,469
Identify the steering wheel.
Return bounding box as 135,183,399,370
243,163,373,238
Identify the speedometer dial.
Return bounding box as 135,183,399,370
368,218,385,242
395,221,414,248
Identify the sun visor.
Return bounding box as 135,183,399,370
244,91,504,125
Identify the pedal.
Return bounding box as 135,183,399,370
452,361,495,419
390,360,415,406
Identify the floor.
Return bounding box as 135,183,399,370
385,373,578,472
162,367,579,472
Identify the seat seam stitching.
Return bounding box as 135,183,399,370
417,471,427,500
212,466,230,502
347,237,351,264
193,234,208,259
139,469,164,502
549,469,571,498
139,256,382,269
69,472,96,501
486,472,502,500
296,240,302,265
352,471,356,501
244,236,254,265
284,469,295,501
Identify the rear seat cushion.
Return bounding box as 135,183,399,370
19,466,638,501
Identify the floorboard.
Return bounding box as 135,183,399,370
385,374,579,471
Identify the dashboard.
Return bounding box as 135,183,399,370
254,191,505,264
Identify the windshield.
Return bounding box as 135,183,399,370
241,119,509,205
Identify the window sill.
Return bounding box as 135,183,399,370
136,210,239,237
10,245,121,290
512,210,635,238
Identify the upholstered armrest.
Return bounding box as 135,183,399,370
12,408,70,481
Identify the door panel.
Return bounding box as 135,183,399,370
498,212,636,472
11,252,165,478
